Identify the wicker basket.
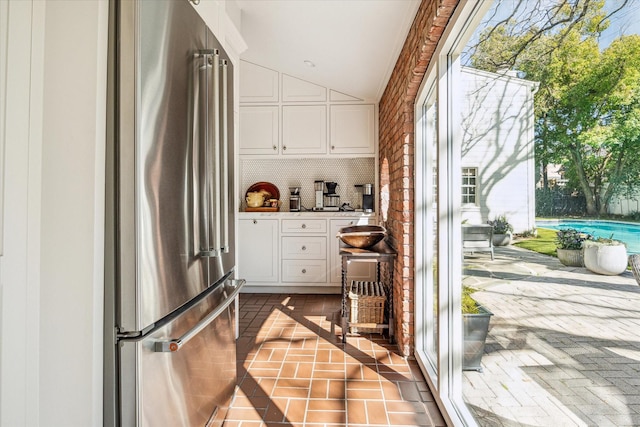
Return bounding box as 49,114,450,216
348,281,386,325
630,254,640,286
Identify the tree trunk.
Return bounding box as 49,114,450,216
569,148,598,215
599,151,626,215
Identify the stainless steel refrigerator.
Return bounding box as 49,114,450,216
104,1,242,425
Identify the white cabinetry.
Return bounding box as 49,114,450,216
240,61,279,103
237,214,376,292
330,104,376,154
330,218,376,283
239,60,376,158
238,218,279,282
281,219,327,283
239,106,279,155
282,105,327,155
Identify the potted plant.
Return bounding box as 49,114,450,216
462,285,493,372
487,215,513,246
555,228,593,267
583,237,628,275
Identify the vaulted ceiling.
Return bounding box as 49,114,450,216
236,0,421,102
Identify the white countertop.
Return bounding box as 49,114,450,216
238,210,377,219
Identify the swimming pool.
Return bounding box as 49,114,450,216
536,219,640,255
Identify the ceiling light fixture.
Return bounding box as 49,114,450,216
303,60,316,68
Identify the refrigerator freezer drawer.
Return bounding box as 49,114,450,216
118,281,238,427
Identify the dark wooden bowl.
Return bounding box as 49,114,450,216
337,225,386,249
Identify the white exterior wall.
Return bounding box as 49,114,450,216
0,1,243,426
459,67,538,234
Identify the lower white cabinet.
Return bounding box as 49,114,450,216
238,214,376,291
281,221,327,284
238,219,279,282
282,260,327,283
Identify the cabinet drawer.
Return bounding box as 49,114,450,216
282,236,326,259
282,260,327,283
281,219,327,233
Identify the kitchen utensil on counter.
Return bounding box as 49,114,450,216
337,225,387,249
246,191,266,208
245,181,280,211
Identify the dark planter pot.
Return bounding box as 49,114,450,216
492,233,511,246
556,248,584,267
463,305,493,372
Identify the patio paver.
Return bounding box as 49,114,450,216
463,246,640,427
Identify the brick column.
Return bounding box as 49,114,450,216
378,0,459,356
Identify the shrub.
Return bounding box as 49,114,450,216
555,228,593,250
487,215,513,234
462,285,480,314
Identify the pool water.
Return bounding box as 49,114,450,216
537,220,640,255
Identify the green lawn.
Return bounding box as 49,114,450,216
514,228,557,257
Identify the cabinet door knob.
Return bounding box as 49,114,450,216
301,224,306,229
272,145,277,150
302,269,306,274
331,145,335,150
253,220,257,224
283,145,287,151
302,246,307,251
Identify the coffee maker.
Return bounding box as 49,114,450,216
289,187,301,212
314,180,324,210
323,182,340,211
355,184,374,212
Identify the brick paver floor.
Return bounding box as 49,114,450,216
463,246,640,427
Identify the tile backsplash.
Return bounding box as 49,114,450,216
240,158,375,211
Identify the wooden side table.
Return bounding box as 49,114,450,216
339,240,397,343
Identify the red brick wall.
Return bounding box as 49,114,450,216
379,0,459,356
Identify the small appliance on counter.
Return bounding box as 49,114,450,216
363,183,374,212
314,180,324,210
355,184,375,212
289,186,301,212
313,180,341,211
323,181,340,211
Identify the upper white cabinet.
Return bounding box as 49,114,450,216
330,105,376,155
282,105,326,155
282,74,327,102
239,106,279,155
239,60,376,157
240,62,279,103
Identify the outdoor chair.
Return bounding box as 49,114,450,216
462,224,494,260
630,254,640,286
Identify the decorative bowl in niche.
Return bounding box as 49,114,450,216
337,225,386,249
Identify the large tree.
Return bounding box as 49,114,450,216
467,0,640,215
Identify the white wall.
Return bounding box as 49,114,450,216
460,67,538,233
1,1,244,426
1,1,108,426
39,1,108,425
0,1,45,425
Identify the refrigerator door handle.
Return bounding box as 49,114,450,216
220,58,230,253
210,50,222,256
154,279,245,353
194,49,219,258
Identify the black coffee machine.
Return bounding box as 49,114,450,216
355,184,374,212
362,183,374,212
